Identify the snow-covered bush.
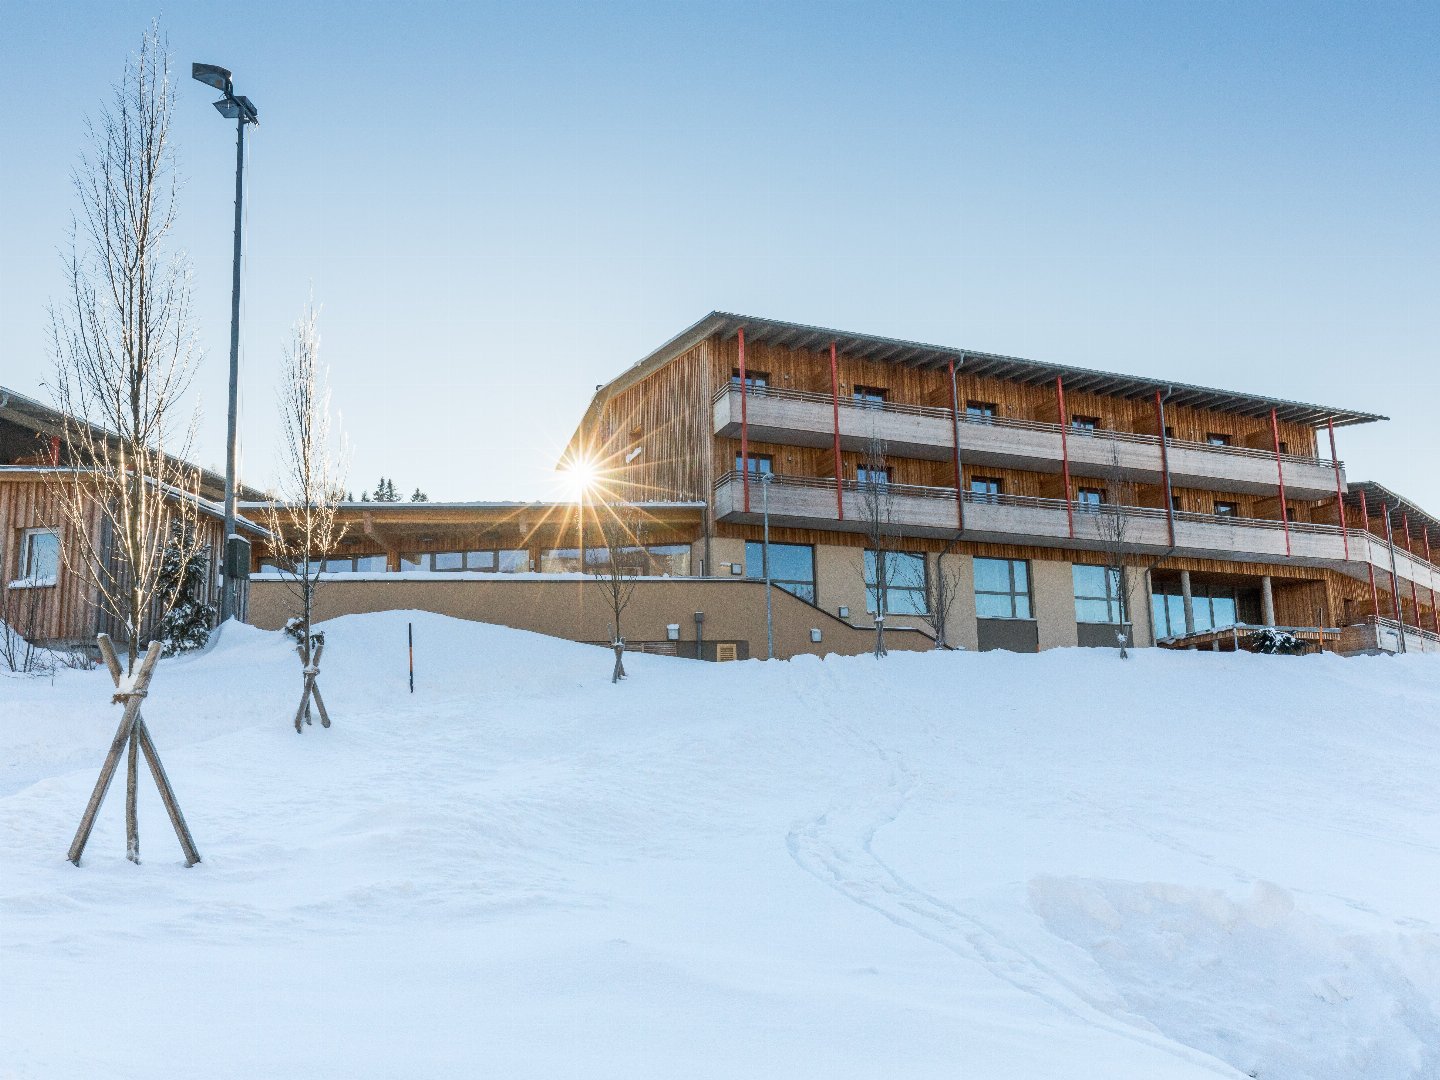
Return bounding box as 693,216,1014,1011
1246,628,1311,655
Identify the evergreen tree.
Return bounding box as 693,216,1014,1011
410,487,428,502
155,523,215,655
372,477,400,502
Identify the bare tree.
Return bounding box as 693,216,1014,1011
1088,445,1141,659
0,582,55,676
592,510,646,682
261,304,348,730
914,534,964,649
47,24,205,674
857,432,897,658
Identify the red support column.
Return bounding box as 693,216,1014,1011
948,359,964,532
1269,408,1291,557
1404,515,1421,627
738,328,749,514
1327,417,1348,560
1360,489,1380,618
1057,376,1074,539
1424,530,1439,634
1154,391,1175,548
829,341,844,521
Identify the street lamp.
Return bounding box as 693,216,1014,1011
192,63,259,623
760,471,774,660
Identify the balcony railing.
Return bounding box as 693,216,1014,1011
711,383,1344,497
713,471,1440,589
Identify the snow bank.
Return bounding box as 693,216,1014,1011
3,611,1440,1078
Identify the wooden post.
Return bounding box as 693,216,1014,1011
1154,390,1175,548
738,328,749,514
1327,418,1348,560
1424,530,1439,634
293,641,332,733
829,341,844,521
1269,408,1291,557
1056,376,1074,539
1404,515,1422,627
1360,489,1380,618
948,358,965,532
68,638,198,867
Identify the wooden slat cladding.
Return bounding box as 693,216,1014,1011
591,339,712,503
0,477,101,643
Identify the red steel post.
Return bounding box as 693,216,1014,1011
1269,408,1291,557
830,341,844,521
948,358,964,531
1057,376,1074,539
1404,515,1422,626
1154,390,1175,548
1327,418,1348,560
1360,489,1380,618
1425,529,1440,634
738,328,749,513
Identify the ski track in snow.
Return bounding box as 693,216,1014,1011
782,660,1238,1076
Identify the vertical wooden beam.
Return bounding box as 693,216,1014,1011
829,341,844,521
1327,418,1348,560
947,359,964,532
1359,489,1380,618
1154,391,1175,548
1056,376,1074,539
738,328,749,514
1269,408,1291,557
1382,507,1403,622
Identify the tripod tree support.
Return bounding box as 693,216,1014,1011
66,635,201,868
293,641,331,733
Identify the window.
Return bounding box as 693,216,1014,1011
852,385,887,407
1206,433,1231,447
401,550,527,572
966,401,997,422
1076,487,1104,511
1151,585,1243,637
18,528,60,584
354,555,387,572
857,465,891,488
1170,495,1183,511
865,550,927,615
745,541,815,604
1073,565,1126,624
735,453,773,475
1277,441,1288,455
969,476,1002,503
974,557,1031,620
432,551,465,571
1214,501,1239,517
1070,415,1100,433
1164,426,1175,439
731,369,768,391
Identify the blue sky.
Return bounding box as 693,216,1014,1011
2,1,1437,503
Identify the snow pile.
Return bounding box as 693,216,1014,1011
3,611,1440,1079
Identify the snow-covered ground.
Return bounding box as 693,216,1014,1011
4,612,1440,1079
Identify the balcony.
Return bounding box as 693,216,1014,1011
712,384,1345,500
712,471,1436,589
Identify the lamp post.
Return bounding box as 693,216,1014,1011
760,471,774,660
192,63,259,623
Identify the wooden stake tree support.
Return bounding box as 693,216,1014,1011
67,634,200,867
293,641,331,734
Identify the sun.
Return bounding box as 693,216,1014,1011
560,456,601,502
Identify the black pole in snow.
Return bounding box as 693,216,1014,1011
408,622,414,693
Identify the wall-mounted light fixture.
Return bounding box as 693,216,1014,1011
666,624,680,641
810,628,822,643
838,606,849,619
731,563,743,575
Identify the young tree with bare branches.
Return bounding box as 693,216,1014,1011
47,23,205,675
857,433,897,658
592,512,646,682
1088,445,1142,659
261,303,348,731
915,535,964,649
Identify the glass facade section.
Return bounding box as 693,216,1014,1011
746,541,816,603
864,550,927,615
975,557,1032,619
1073,565,1125,623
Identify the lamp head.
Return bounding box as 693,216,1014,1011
191,62,232,93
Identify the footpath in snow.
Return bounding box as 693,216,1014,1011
3,610,1440,1079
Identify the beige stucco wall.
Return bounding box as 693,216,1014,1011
248,575,936,660
1032,558,1080,650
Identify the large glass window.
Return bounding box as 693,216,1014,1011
1151,584,1245,637
19,528,60,583
975,557,1032,619
1073,565,1126,624
966,401,997,421
401,550,529,572
853,385,887,407
857,465,890,488
1070,415,1100,433
865,550,927,615
1076,487,1103,512
746,541,815,603
731,369,768,390
970,477,1002,503
735,453,773,475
